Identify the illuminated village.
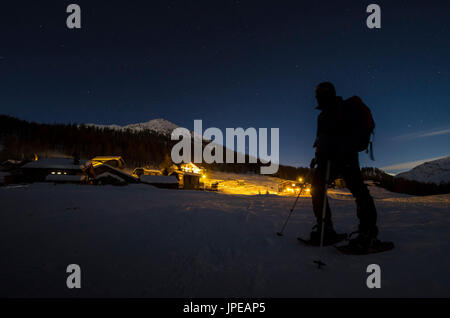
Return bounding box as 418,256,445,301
1,154,312,197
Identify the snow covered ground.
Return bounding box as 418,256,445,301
0,178,449,298
207,171,287,195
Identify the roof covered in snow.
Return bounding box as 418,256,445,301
95,172,125,182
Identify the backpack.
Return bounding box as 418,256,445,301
340,96,375,159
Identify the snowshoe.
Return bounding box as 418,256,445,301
335,240,394,255
335,230,394,255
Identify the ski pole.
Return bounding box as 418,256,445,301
314,160,331,269
276,185,305,237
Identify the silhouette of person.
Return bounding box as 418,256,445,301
309,82,378,252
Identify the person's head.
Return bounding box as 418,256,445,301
315,82,336,109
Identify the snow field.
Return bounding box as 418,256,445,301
0,180,449,297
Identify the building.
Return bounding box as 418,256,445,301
87,162,139,185
21,158,86,183
132,167,162,178
278,180,311,195
180,162,205,175
93,172,127,186
90,156,125,169
175,162,207,189
175,171,203,189
1,159,24,172
332,178,347,188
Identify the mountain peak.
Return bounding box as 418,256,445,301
395,156,450,184
86,118,180,136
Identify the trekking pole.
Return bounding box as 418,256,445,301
314,160,331,269
276,185,305,237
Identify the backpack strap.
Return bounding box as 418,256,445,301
366,132,375,161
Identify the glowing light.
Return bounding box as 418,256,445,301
181,163,202,174
91,156,124,168
298,177,303,183
285,187,295,193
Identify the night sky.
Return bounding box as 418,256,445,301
1,0,449,172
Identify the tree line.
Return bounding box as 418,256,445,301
361,167,450,196
0,115,306,177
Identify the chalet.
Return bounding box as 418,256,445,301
21,158,85,183
86,161,138,185
0,159,24,172
331,178,346,189
90,156,125,169
172,162,207,190
180,162,205,175
278,180,311,194
93,172,127,186
132,167,162,178
0,160,23,185
175,171,203,190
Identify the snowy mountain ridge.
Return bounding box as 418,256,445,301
86,118,210,143
395,156,450,184
86,118,180,136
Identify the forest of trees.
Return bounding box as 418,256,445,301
0,115,308,177
0,115,172,167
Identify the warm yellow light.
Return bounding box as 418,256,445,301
51,172,56,175
181,163,202,174
202,175,206,179
298,177,303,182
306,188,311,192
292,183,295,187
57,172,62,175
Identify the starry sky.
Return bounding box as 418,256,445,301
0,0,449,172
